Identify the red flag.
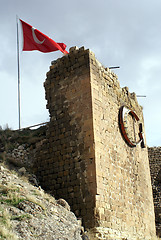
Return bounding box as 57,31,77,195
20,19,68,54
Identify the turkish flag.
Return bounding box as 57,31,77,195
20,19,68,54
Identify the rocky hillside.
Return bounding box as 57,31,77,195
0,163,88,240
0,126,47,170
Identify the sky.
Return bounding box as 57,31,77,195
0,0,161,147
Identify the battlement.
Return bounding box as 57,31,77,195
34,46,156,239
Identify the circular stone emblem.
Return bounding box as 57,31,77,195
119,106,145,148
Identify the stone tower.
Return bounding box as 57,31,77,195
34,46,156,239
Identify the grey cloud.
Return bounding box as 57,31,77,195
0,0,161,146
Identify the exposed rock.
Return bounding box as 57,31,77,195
18,167,26,175
0,164,85,240
6,144,33,169
28,174,39,187
57,198,71,211
81,231,90,240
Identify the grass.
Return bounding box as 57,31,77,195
32,188,56,204
0,209,18,240
26,194,46,212
0,172,48,217
2,192,24,207
0,183,19,195
0,209,11,228
11,214,31,221
0,183,47,215
0,172,47,239
0,183,24,207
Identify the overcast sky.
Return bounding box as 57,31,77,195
0,0,161,147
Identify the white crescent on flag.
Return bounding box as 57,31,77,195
32,27,45,44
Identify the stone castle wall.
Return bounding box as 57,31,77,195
34,47,97,228
88,49,156,239
148,147,161,237
34,46,156,239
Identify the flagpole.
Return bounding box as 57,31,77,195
16,15,21,130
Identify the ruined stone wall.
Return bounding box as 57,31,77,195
148,147,161,237
34,47,97,228
34,47,156,239
88,52,156,239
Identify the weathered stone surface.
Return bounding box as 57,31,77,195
148,147,161,237
34,47,96,230
6,144,31,168
34,46,156,239
57,198,71,211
